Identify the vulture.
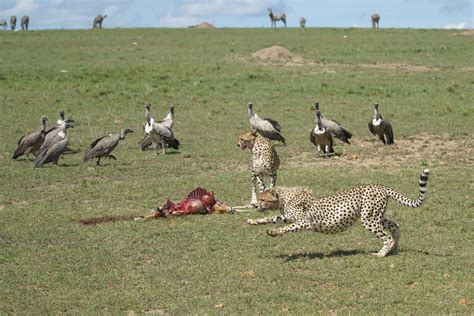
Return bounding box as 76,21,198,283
144,103,180,155
247,102,286,144
12,115,48,160
84,128,134,165
315,102,352,144
39,111,74,153
310,109,334,156
368,103,394,144
34,121,74,168
139,104,175,150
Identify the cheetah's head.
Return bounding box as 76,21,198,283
257,189,280,211
237,131,256,150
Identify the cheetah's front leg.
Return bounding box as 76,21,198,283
266,221,310,237
250,173,265,207
250,174,259,206
269,173,277,188
247,215,293,225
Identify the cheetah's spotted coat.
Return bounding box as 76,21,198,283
247,169,430,257
238,131,280,206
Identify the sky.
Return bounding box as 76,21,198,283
0,0,472,30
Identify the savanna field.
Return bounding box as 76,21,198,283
0,28,473,314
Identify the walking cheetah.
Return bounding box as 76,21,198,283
238,131,280,206
247,169,430,257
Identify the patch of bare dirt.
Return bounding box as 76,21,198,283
356,63,438,73
76,215,138,225
451,30,474,36
191,22,215,29
287,133,473,169
251,45,304,64
242,51,437,73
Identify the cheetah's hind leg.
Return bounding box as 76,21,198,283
362,212,395,257
382,218,400,254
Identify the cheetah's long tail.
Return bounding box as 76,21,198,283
386,169,430,208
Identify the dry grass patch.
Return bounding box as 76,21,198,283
287,133,473,169
356,63,438,73
451,30,474,36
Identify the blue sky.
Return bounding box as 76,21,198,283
1,0,472,30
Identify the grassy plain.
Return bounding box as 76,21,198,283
0,28,473,314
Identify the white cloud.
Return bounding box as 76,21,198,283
445,21,466,29
177,0,284,17
0,0,133,29
2,0,39,15
160,0,285,27
160,12,200,27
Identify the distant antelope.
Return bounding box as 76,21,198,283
268,8,286,28
371,14,380,29
10,15,16,31
93,14,107,29
21,15,29,31
299,17,306,28
0,19,6,30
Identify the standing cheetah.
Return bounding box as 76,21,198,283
247,169,430,257
238,131,280,207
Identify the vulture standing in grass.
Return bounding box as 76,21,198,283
247,102,286,144
84,128,134,165
368,102,394,144
144,103,180,155
310,109,334,157
38,111,74,154
34,121,74,168
315,102,352,144
139,104,174,150
12,115,48,160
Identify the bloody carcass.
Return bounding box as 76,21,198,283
138,187,232,220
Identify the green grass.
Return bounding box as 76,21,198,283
0,28,473,314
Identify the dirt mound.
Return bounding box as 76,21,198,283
76,215,137,225
251,46,303,63
192,22,215,29
451,30,474,36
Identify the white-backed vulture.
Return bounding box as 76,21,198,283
368,103,394,144
310,110,334,157
12,115,48,160
34,121,74,168
41,111,74,151
315,102,352,144
248,102,286,145
84,128,133,165
144,103,180,155
139,104,174,150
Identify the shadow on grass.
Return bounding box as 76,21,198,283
140,150,181,155
398,248,453,257
58,162,83,167
74,215,139,225
82,161,133,167
277,249,366,261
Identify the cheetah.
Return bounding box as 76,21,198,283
238,131,280,206
247,169,430,257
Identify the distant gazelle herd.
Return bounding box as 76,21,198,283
1,11,382,31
